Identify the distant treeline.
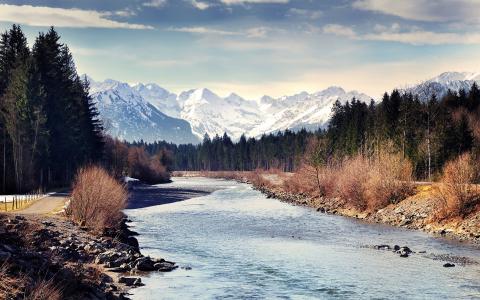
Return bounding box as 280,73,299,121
134,83,480,180
129,129,315,172
0,25,103,193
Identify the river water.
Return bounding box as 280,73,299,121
126,177,480,299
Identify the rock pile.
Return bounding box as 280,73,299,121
0,214,178,299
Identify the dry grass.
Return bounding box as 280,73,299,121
0,262,26,300
282,152,414,211
0,199,37,212
364,152,414,210
335,156,371,210
283,165,337,197
66,165,128,232
437,153,480,219
27,278,62,300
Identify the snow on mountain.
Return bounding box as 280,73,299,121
402,72,480,101
178,88,263,140
133,83,180,118
88,71,480,143
172,86,372,140
88,76,374,142
88,78,199,144
250,87,372,137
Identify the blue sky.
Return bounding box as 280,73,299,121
1,0,480,98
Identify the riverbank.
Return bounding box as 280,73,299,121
0,190,179,299
178,171,480,244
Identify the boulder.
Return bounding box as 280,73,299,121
135,257,156,271
443,263,455,268
154,261,178,272
119,277,143,287
374,244,391,250
95,251,120,265
108,266,129,273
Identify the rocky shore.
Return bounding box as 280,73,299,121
254,183,480,244
0,213,177,299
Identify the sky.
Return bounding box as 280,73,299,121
1,0,480,99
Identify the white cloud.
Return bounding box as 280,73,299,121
221,0,289,5
287,8,322,20
363,31,480,45
106,8,137,18
323,22,480,45
188,0,210,10
219,38,306,52
323,24,356,38
0,4,152,29
168,26,239,35
246,27,270,38
143,0,168,8
352,0,480,23
168,25,280,39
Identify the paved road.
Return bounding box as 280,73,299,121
17,193,68,215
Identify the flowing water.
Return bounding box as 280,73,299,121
126,177,480,299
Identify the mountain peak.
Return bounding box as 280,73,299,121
430,71,480,84
322,86,346,94
191,88,219,102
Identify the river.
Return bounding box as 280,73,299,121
126,177,480,299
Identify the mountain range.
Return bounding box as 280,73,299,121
88,71,480,144
89,78,198,144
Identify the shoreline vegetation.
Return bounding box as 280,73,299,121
175,170,480,244
0,167,178,300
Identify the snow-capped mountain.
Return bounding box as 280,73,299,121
89,78,199,144
177,88,263,139
89,76,373,142
133,83,180,118
251,87,372,137
402,72,480,100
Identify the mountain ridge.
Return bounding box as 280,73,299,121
88,71,479,143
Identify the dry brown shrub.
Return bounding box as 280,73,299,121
0,262,26,300
67,165,128,232
128,147,171,184
27,278,62,300
297,151,414,211
437,153,480,218
283,165,337,198
245,169,273,189
335,156,370,210
282,167,316,195
365,152,414,210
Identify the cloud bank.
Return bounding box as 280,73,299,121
0,4,153,29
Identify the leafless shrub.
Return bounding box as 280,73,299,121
67,165,128,232
437,153,480,218
128,147,170,184
295,150,414,211
365,152,414,210
335,156,371,210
